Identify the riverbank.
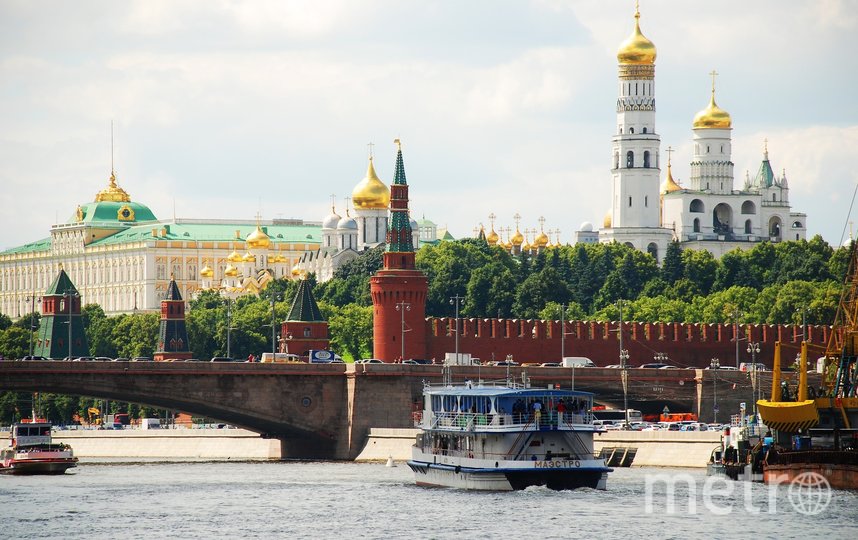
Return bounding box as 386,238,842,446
354,428,721,467
1,427,721,466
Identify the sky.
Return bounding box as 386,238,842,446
1,0,857,252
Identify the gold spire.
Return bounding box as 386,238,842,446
692,70,732,129
95,171,131,202
486,212,499,245
661,146,682,193
603,210,612,229
351,155,391,209
617,2,656,65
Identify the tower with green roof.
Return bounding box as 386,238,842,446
154,276,192,361
370,140,428,362
280,279,329,357
34,266,88,359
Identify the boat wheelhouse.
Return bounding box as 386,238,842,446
408,381,612,491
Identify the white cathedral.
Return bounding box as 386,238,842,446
599,7,807,261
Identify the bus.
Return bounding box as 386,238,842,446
591,408,643,425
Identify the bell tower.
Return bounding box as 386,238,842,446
370,140,428,362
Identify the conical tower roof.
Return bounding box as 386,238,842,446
45,267,79,296
286,279,325,322
165,277,183,301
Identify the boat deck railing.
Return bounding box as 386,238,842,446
419,410,594,431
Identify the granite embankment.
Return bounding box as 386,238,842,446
2,427,721,466
354,428,721,467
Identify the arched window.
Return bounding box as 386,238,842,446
643,151,651,168
693,218,700,233
642,127,648,134
792,221,803,229
690,199,705,213
772,193,777,202
745,219,752,234
647,243,658,259
741,201,756,214
626,151,634,168
630,127,635,134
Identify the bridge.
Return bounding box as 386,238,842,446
0,361,793,459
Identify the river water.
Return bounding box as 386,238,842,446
3,460,855,539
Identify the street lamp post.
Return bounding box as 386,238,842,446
26,296,40,357
396,301,411,362
225,298,233,359
732,308,742,369
270,293,282,356
747,342,761,417
450,295,463,363
618,300,630,429
560,304,565,361
710,358,720,423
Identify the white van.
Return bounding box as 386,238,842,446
260,353,301,363
562,357,596,368
141,418,161,430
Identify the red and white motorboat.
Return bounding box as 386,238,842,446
1,421,78,475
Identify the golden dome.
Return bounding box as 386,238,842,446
200,265,214,278
95,171,131,203
486,228,499,246
224,264,239,277
617,8,656,65
227,250,243,263
693,92,732,129
534,230,550,248
511,228,524,246
242,252,256,263
246,225,271,249
662,163,682,193
352,157,390,210
603,210,612,229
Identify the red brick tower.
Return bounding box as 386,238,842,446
281,278,329,357
370,140,428,362
154,276,192,361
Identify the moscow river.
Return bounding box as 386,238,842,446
3,460,855,539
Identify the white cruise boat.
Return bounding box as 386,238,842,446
0,422,78,475
408,380,612,490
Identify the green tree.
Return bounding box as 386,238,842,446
0,326,30,359
326,303,373,361
539,301,585,322
661,241,684,284
0,314,12,331
714,249,757,290
513,267,571,319
682,249,718,295
110,313,159,358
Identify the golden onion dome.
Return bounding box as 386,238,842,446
242,252,256,263
246,225,271,249
95,171,131,203
534,230,550,248
227,250,243,263
200,265,214,278
603,210,612,229
662,163,683,194
352,157,391,210
693,91,732,129
617,8,656,65
224,264,239,277
486,228,499,246
511,228,524,246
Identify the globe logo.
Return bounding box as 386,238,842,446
787,472,831,515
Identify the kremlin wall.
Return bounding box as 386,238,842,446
422,318,831,368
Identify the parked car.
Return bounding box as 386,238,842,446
113,357,130,362
539,362,561,367
95,356,112,362
20,355,48,361
638,363,672,369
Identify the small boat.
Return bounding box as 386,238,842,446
0,422,78,475
408,378,612,491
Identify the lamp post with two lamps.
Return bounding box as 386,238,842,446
269,293,282,356
747,342,761,417
395,301,411,362
710,358,720,423
450,295,463,363
618,299,630,429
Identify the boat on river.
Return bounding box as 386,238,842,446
0,421,78,475
408,378,612,491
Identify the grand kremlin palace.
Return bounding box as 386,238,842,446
0,171,320,317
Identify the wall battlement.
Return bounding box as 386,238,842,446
424,317,833,368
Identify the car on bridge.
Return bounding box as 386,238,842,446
210,357,237,362
638,363,672,369
356,359,384,364
20,356,48,361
